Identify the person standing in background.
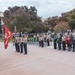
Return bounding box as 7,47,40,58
66,35,72,51
72,33,75,52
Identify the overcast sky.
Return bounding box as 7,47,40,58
0,0,75,18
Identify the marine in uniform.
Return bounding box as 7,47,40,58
53,35,57,49
34,34,36,42
57,33,62,50
41,35,44,47
37,34,39,42
62,35,66,50
14,36,18,52
20,36,23,53
39,35,41,47
23,35,28,54
44,34,47,42
47,34,50,46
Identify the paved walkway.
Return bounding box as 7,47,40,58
0,42,75,75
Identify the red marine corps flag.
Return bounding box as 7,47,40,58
4,25,13,49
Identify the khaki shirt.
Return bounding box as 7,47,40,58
62,36,66,41
37,34,39,37
23,37,27,43
41,36,44,41
20,37,24,42
15,37,19,43
47,35,50,40
18,37,20,43
44,34,47,38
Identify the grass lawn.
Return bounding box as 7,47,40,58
0,38,14,43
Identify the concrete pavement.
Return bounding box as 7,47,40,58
0,42,75,75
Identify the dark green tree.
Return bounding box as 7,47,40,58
68,19,75,29
3,6,46,33
67,10,75,29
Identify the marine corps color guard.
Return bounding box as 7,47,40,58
14,34,28,55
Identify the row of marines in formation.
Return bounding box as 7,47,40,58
14,35,28,55
33,32,75,52
53,32,75,52
13,31,75,54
